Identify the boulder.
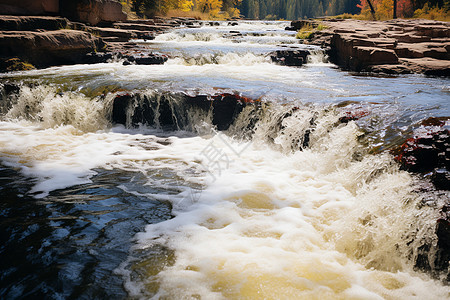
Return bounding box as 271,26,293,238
122,53,168,65
270,49,310,66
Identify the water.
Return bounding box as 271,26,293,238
0,21,449,299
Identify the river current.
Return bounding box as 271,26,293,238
0,21,449,299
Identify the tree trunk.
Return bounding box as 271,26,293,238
367,0,376,20
393,0,397,19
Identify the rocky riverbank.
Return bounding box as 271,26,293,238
0,15,199,71
290,18,450,76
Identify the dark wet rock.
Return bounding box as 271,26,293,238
270,49,310,66
394,117,450,189
338,110,369,123
121,53,168,65
0,82,20,96
84,51,113,64
432,169,450,190
134,54,167,65
228,22,238,26
111,92,259,131
435,204,450,279
210,93,254,131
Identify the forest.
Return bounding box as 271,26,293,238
126,0,449,20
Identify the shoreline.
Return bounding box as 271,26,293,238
0,15,449,77
294,18,450,76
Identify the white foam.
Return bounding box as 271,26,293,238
127,124,450,299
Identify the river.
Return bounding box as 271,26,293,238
0,21,449,299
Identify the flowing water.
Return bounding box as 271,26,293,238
0,21,449,299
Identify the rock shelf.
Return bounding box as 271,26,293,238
292,18,450,76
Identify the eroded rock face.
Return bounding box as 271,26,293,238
60,0,126,25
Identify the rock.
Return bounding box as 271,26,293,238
368,64,412,74
0,16,70,31
306,18,450,76
84,51,114,64
124,54,168,65
88,27,136,42
432,169,450,190
394,117,450,189
0,57,35,72
59,0,126,26
0,30,105,68
270,49,310,66
113,22,173,32
435,204,450,278
111,91,258,131
211,93,254,130
400,58,450,77
0,0,59,15
338,110,369,123
286,19,318,31
354,46,399,69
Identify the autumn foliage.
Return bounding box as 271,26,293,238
128,0,241,18
357,0,414,19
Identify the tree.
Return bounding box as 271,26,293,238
197,0,223,16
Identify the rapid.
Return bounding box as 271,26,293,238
0,21,449,299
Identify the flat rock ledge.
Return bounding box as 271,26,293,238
0,15,197,71
292,18,450,76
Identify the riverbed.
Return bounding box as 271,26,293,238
1,21,449,299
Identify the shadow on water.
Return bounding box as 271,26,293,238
0,165,172,299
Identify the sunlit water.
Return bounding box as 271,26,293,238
0,21,449,299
